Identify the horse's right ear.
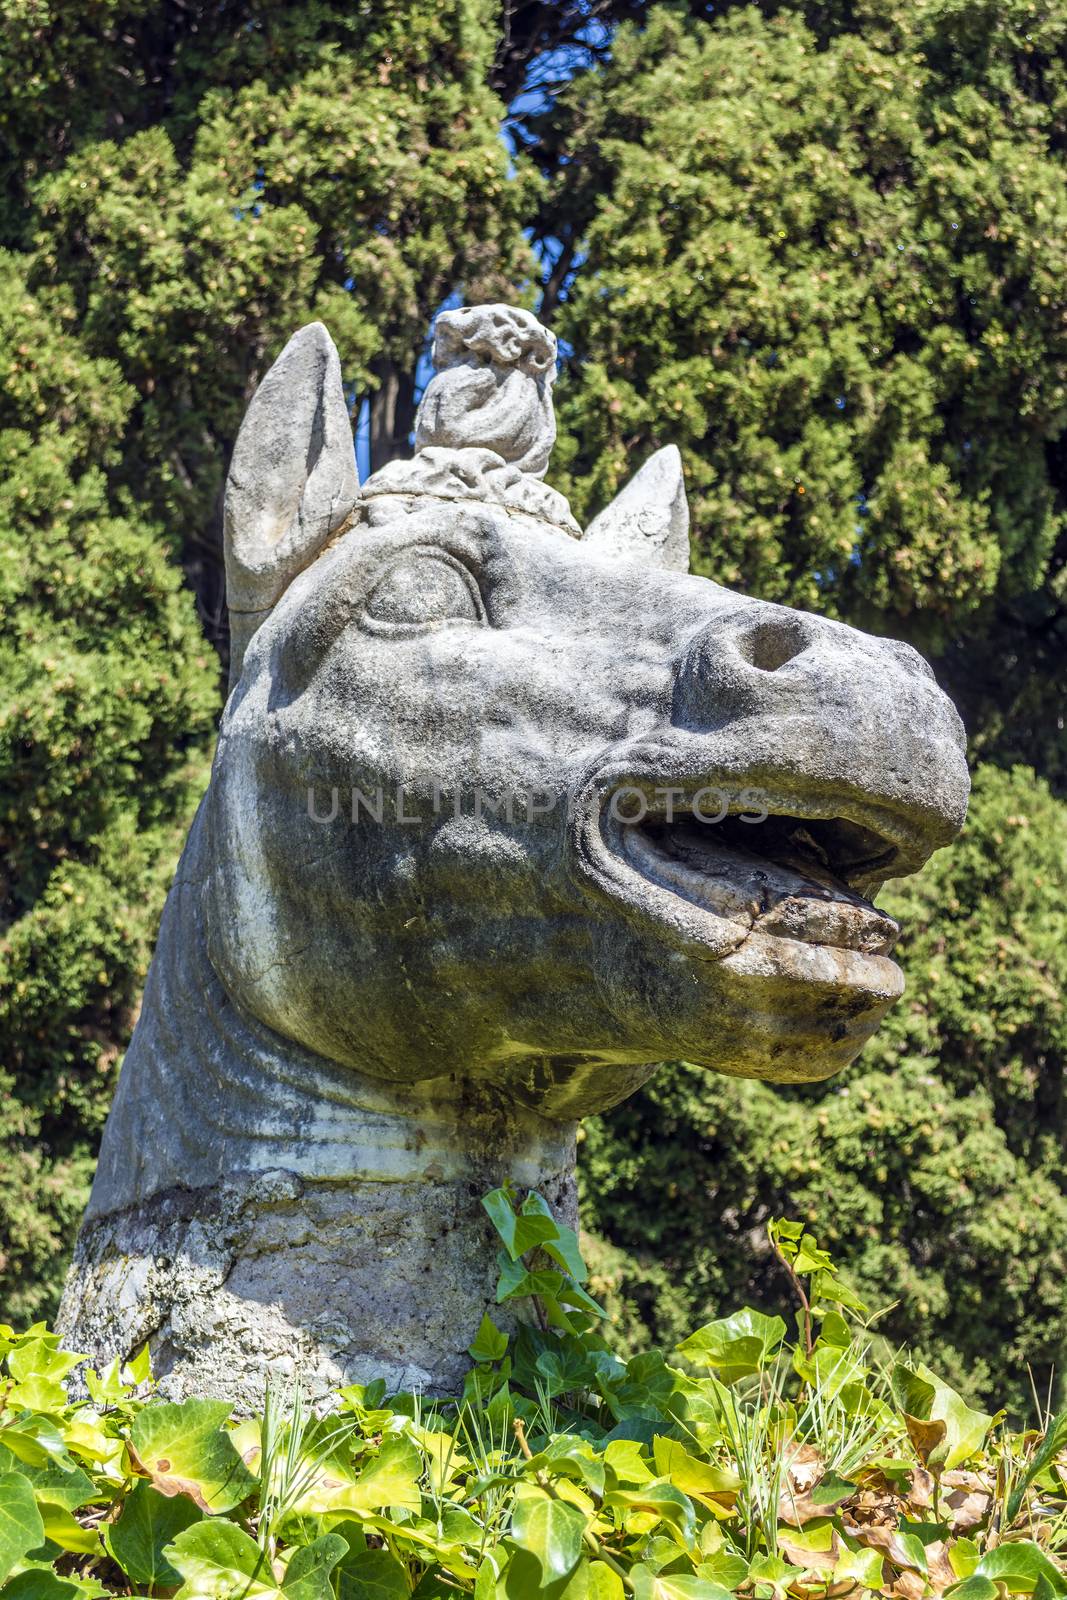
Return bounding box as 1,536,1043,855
224,322,360,687
581,445,689,573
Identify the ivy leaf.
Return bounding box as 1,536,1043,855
676,1311,786,1383
604,1480,697,1545
165,1518,271,1597
532,1437,608,1499
294,1434,422,1516
2,1575,110,1600
522,1193,589,1282
469,1313,509,1364
604,1439,655,1487
891,1365,937,1419
556,1279,607,1319
533,1347,595,1400
792,1239,836,1276
0,1442,95,1511
508,1490,587,1584
832,1544,884,1591
0,1421,71,1469
483,1189,558,1260
972,1541,1067,1596
165,1521,346,1599
815,1311,851,1349
337,1549,410,1600
335,1433,422,1514
630,1565,735,1600
562,1561,627,1599
946,1579,999,1600
39,1503,100,1555
85,1356,135,1407
6,1337,84,1384
284,1534,352,1600
496,1257,564,1304
950,1539,982,1581
5,1341,85,1412
125,1342,153,1385
747,1552,806,1593
104,1479,202,1586
652,1438,740,1514
697,1552,750,1589
793,1341,864,1402
0,1471,46,1584
896,1532,930,1577
891,1364,993,1471
129,1398,257,1513
811,1275,868,1315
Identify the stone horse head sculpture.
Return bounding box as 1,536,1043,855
59,305,969,1404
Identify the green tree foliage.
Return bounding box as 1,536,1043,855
0,251,217,1319
582,768,1067,1409
0,1,531,1320
4,0,533,633
548,3,1067,780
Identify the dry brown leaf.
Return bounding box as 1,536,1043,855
940,1468,994,1533
779,1482,854,1528
942,1470,994,1493
778,1442,852,1527
841,1520,924,1573
906,1467,935,1511
847,1484,900,1528
785,1578,862,1598
785,1443,826,1492
944,1486,992,1533
924,1540,959,1596
776,1533,863,1600
885,1569,926,1600
905,1413,947,1466
778,1530,840,1574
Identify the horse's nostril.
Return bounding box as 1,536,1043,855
737,617,812,673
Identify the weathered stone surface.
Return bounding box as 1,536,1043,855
59,305,970,1403
63,1164,576,1410
360,445,580,537
583,444,690,572
414,304,557,474
224,322,360,686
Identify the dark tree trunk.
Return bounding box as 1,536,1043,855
369,356,418,474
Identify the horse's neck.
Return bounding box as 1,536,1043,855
86,805,575,1224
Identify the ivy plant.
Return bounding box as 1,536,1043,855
0,1195,1064,1600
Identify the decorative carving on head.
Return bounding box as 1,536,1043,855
414,304,558,475
360,305,578,537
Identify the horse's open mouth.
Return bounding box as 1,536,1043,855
610,795,903,959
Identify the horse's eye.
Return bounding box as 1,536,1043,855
362,552,485,632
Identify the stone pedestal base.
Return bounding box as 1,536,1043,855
58,1160,576,1409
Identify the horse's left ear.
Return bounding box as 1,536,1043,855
225,322,360,687
581,445,690,572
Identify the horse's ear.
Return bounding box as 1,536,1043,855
581,445,689,573
225,322,359,686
